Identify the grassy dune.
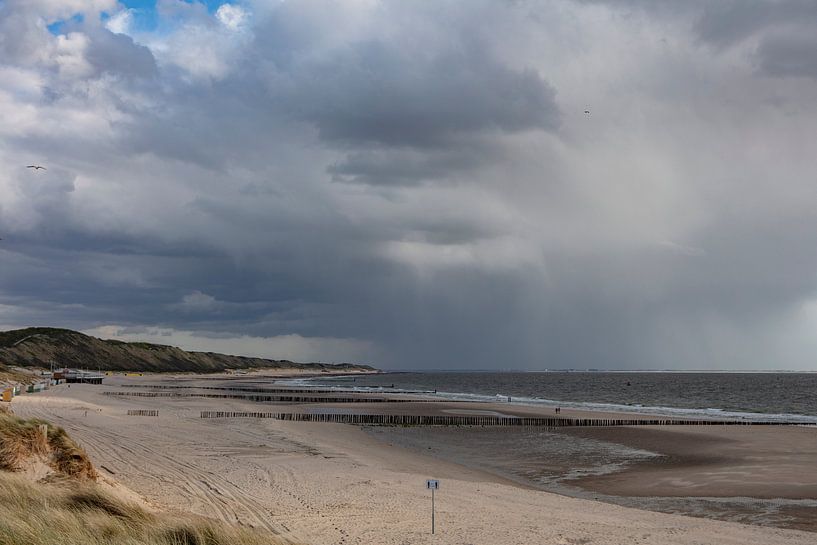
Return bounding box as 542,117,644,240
0,414,96,479
0,327,375,373
0,474,284,545
0,414,290,545
0,364,31,385
0,473,281,545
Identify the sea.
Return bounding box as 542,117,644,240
290,371,817,423
281,371,817,530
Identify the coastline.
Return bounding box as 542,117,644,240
289,371,817,424
363,419,817,531
9,374,817,544
299,379,817,530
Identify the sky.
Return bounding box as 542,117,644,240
1,0,817,370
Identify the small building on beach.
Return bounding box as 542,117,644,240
53,369,104,385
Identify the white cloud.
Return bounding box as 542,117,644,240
216,4,248,31
143,3,252,80
380,236,545,275
177,291,218,312
54,32,93,79
105,9,133,35
658,240,706,257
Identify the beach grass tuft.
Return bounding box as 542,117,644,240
0,414,289,545
0,413,96,478
0,472,286,545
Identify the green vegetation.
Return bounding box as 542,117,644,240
0,327,376,373
0,413,96,479
0,473,285,545
0,328,81,349
0,364,31,385
0,414,288,545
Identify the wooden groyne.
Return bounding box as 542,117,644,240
127,409,158,417
120,384,435,395
198,412,806,427
103,391,449,403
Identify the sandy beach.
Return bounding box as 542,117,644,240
10,374,817,545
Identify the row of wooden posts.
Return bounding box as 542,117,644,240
104,391,446,403
198,411,804,427
126,409,159,417
120,384,433,395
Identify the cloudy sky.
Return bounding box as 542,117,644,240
1,0,816,370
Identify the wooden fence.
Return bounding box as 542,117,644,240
126,409,159,417
198,411,805,427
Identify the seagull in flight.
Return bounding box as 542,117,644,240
584,109,591,115
26,165,46,170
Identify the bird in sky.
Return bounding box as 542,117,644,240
584,109,591,115
26,165,46,170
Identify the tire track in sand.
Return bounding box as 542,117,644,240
15,398,286,537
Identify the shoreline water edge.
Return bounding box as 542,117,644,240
289,372,817,531
10,371,817,543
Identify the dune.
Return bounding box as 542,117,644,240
0,411,289,545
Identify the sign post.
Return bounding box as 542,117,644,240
426,479,439,534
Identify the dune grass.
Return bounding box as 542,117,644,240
0,413,96,478
0,473,286,545
0,414,290,545
0,363,31,386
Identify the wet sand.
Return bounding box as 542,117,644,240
565,426,817,531
367,423,817,531
564,426,817,499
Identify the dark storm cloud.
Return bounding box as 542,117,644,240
581,0,817,78
287,42,560,148
85,30,158,80
692,0,817,47
2,0,817,369
754,33,817,78
692,0,817,78
247,0,560,186
327,147,492,187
